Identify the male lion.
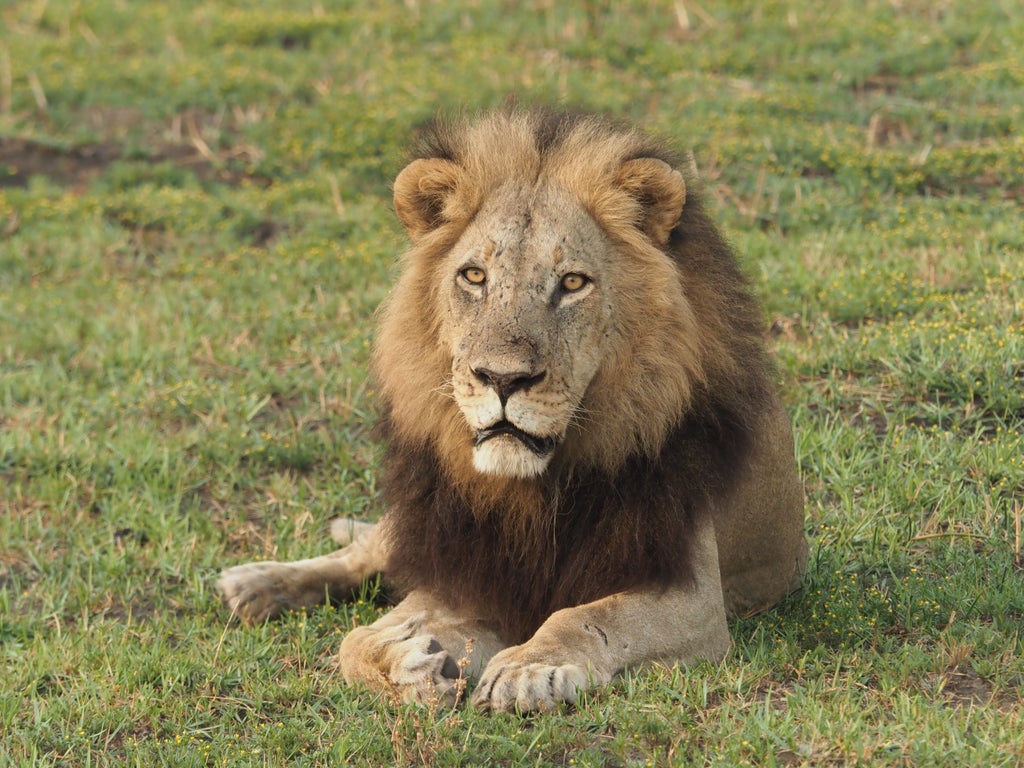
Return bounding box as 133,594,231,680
218,107,807,713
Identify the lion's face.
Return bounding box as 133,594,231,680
376,111,704,483
440,183,613,477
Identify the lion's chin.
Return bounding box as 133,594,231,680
472,437,552,478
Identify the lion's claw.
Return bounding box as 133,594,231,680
471,646,605,713
388,634,461,705
341,617,463,706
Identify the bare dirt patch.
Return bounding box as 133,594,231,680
0,108,267,189
0,136,261,188
930,666,1021,713
0,137,121,188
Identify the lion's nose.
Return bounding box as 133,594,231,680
472,367,547,405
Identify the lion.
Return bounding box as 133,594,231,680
217,107,807,713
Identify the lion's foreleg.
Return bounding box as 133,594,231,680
338,590,508,706
217,519,385,623
471,515,730,713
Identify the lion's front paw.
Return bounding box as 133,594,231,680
340,618,463,706
384,631,462,706
216,562,310,623
470,646,609,713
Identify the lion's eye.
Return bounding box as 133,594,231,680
560,273,589,293
460,267,487,285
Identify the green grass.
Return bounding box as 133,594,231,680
2,0,1022,765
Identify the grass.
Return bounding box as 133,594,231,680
1,0,1022,765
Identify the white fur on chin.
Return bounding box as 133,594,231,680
472,438,551,478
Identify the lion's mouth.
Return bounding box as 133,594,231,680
474,421,557,457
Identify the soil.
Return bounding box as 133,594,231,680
0,136,261,188
0,108,266,189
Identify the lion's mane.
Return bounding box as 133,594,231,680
373,108,774,641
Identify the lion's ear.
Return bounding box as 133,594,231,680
616,158,686,246
393,158,465,239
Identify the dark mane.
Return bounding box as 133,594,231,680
380,355,765,643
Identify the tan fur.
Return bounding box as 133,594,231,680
217,107,807,713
